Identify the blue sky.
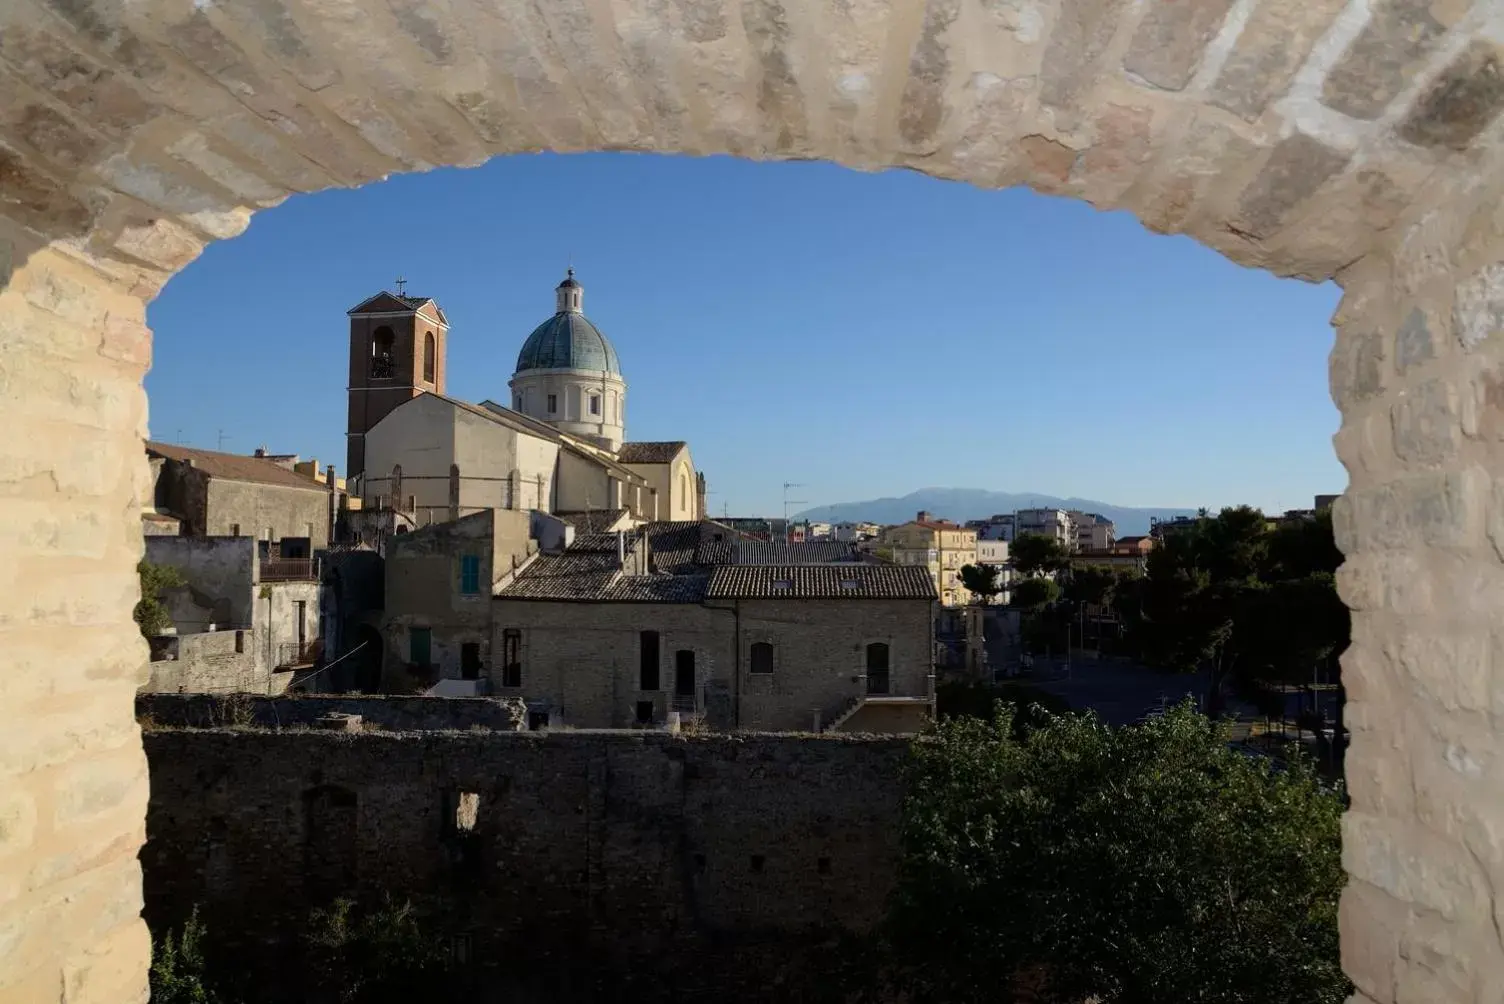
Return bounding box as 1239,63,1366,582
145,152,1345,517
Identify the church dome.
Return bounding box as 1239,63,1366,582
514,270,621,375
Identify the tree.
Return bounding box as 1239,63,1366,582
885,703,1349,1004
136,560,185,639
1011,576,1058,610
1009,532,1066,577
958,563,1003,605
150,907,224,1004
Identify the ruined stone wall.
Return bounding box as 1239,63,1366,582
136,692,528,731
140,729,906,1000
140,629,277,695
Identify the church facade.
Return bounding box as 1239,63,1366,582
344,272,703,528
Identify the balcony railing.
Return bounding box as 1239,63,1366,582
260,558,320,582
669,694,698,715
277,641,320,668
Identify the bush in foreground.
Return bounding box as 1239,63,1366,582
885,702,1349,1004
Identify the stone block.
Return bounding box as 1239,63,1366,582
1340,880,1403,1002
1210,0,1347,120
0,143,98,236
1038,0,1132,111
1322,0,1447,120
1385,626,1490,713
1331,327,1387,412
1076,103,1155,202
1453,260,1504,351
1398,41,1504,152
1343,811,1491,923
1393,308,1437,374
1121,0,1236,91
51,743,149,829
1340,468,1485,552
1234,131,1348,239
898,0,961,148
1390,377,1462,467
1018,134,1078,186
166,133,288,206
0,786,37,860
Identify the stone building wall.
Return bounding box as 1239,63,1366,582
145,535,257,629
205,479,330,547
140,729,906,1000
2,0,1504,999
141,629,272,695
136,693,527,731
731,598,935,732
490,599,737,727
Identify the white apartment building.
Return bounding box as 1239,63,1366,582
1015,508,1073,549
968,514,1016,542
1070,511,1116,551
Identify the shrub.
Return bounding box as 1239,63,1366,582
150,908,224,1004
886,701,1349,1003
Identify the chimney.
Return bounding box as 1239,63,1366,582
326,464,338,545
617,530,626,569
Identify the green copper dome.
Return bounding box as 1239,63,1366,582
514,270,621,375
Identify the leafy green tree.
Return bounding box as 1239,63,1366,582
1010,576,1058,610
958,563,1003,605
151,907,225,1004
305,895,448,1004
136,560,185,639
885,703,1349,1004
1009,532,1066,577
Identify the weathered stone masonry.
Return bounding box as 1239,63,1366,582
1,0,1504,999
140,729,906,999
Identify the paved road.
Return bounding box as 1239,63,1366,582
1018,655,1257,739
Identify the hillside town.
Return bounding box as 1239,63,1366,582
135,272,1339,744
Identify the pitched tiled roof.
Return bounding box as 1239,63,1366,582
706,564,937,600
599,574,710,603
146,443,326,492
734,541,863,565
644,521,704,574
617,441,687,464
554,508,630,533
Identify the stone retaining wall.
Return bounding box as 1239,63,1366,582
136,692,528,732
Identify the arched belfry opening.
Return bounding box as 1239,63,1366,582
1,1,1503,1000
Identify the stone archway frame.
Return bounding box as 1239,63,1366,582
2,0,1503,1000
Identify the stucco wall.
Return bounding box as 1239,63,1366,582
255,580,320,679
383,510,534,682
145,536,257,630
205,479,330,548
140,730,905,999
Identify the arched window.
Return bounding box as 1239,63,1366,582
865,643,890,695
370,326,395,378
422,331,436,383
749,642,774,674
679,472,688,504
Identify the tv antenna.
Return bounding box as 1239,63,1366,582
394,275,407,297
216,429,229,452
782,482,807,541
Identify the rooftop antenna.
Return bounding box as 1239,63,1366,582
782,482,807,542
216,429,229,452
394,275,407,297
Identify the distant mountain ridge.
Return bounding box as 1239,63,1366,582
793,488,1199,537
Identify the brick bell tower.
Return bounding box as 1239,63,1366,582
345,281,448,485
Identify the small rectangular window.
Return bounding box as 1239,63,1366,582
547,394,557,413
229,523,240,537
234,630,245,654
459,554,481,595
639,630,660,691
749,642,774,674
590,395,601,416
635,701,654,724
461,642,481,680
501,629,521,687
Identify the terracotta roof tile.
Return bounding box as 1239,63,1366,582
706,565,937,600
146,442,326,492
734,541,863,565
617,441,687,464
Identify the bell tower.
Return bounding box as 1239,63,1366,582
345,284,448,483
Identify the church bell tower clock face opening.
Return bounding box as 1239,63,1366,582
509,270,627,453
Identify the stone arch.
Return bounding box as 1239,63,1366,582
3,1,1504,999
